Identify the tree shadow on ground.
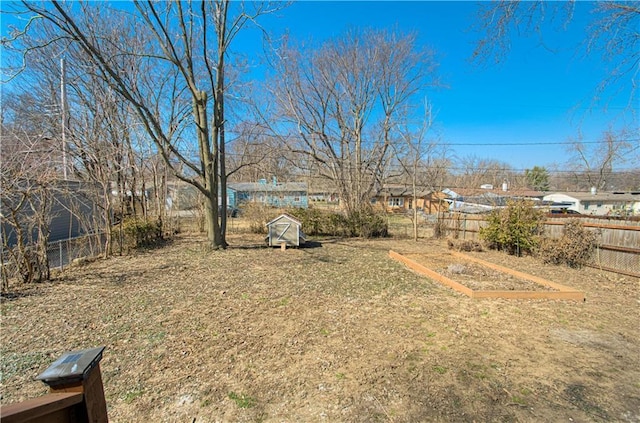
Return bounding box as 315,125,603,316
1,285,45,302
301,240,323,249
229,239,326,250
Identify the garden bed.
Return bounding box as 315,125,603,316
391,250,585,301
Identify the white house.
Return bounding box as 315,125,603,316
543,191,640,216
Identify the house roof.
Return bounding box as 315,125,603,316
443,188,548,214
229,182,307,193
449,202,493,214
376,185,432,197
445,188,545,199
544,191,639,202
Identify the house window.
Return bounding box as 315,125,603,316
388,197,403,207
583,202,590,210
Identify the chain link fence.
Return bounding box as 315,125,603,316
45,233,107,270
2,233,106,290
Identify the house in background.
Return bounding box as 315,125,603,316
543,191,640,216
372,185,448,214
228,179,308,209
308,188,339,204
165,179,309,213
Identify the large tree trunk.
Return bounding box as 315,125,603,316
214,1,229,247
194,90,223,248
13,1,278,252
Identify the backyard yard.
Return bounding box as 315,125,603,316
1,230,638,422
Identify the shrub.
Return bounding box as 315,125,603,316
479,200,545,256
117,217,163,249
286,207,388,238
447,239,483,252
346,210,388,238
286,207,325,236
433,214,448,239
240,202,274,234
538,220,598,268
326,212,351,237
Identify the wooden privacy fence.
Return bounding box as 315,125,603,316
438,213,640,278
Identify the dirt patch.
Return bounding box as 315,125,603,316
1,232,639,423
404,252,556,292
443,261,555,292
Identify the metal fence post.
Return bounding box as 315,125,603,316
59,241,63,271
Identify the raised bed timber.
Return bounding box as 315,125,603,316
389,250,585,301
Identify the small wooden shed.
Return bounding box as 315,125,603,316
266,214,306,247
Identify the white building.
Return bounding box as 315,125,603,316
543,191,640,216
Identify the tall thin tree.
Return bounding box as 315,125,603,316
13,1,281,249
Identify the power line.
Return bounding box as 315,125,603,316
443,138,639,147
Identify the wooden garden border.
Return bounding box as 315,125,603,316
389,250,585,301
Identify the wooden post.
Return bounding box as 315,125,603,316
281,242,286,251
36,347,108,423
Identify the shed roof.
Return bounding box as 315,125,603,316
265,213,302,227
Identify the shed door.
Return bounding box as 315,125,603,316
271,222,298,246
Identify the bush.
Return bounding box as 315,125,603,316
538,220,598,268
326,212,351,237
479,200,545,256
447,239,483,252
433,214,448,239
286,207,388,238
240,202,274,234
347,210,388,238
117,217,163,249
286,207,326,236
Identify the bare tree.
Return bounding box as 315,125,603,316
394,101,448,240
452,156,515,190
566,129,638,191
472,1,639,109
9,13,159,254
226,123,296,183
10,1,281,249
0,121,57,289
265,29,438,216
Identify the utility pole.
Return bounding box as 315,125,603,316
61,57,68,180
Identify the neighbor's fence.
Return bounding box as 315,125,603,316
437,213,640,278
46,232,107,270
1,233,107,289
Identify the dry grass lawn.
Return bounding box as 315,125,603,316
1,231,639,422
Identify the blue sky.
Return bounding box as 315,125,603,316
1,1,636,172
239,1,637,171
